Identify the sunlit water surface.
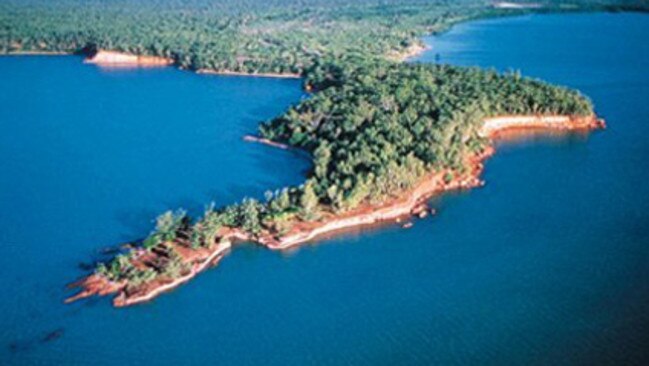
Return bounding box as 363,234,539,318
1,12,648,366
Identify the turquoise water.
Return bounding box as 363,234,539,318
1,12,648,365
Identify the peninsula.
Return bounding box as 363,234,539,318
65,58,605,306
2,0,634,307
67,113,603,307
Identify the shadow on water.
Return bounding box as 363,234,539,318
491,128,596,150
112,196,205,239
40,328,64,344
113,207,161,240
8,327,65,356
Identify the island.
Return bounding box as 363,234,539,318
2,0,634,307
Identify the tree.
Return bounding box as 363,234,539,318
155,209,187,242
326,184,346,212
313,142,332,179
300,179,320,219
269,188,292,214
240,198,262,235
143,233,162,250
142,209,187,250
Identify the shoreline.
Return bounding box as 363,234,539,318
3,45,425,78
84,50,302,78
3,50,305,79
197,69,302,79
1,51,70,56
65,114,604,307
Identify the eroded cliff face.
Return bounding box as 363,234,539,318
481,115,605,137
85,50,173,67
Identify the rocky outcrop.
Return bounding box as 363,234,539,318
113,241,232,307
66,240,234,307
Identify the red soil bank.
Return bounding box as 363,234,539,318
85,50,173,67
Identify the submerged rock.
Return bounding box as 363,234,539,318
41,328,64,343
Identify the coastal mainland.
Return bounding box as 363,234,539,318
2,0,634,307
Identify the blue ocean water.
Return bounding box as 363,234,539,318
1,12,648,365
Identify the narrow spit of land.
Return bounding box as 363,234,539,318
66,112,604,307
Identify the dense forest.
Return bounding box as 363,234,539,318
2,0,640,292
2,0,646,74
261,59,593,206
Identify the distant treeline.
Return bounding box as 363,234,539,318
2,0,645,74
